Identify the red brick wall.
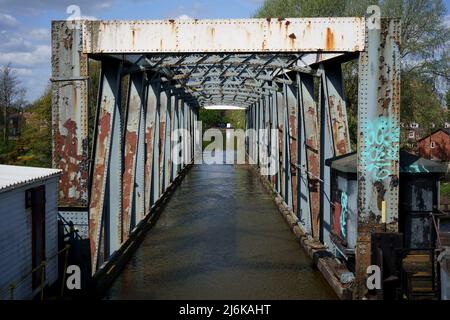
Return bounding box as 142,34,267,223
418,130,450,161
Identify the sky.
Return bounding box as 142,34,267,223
0,0,449,102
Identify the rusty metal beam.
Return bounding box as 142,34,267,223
81,18,365,53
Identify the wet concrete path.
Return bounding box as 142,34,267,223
107,162,336,299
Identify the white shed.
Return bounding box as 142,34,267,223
0,165,61,300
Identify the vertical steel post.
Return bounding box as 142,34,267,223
151,81,161,205
171,95,179,179
355,6,401,299
122,72,145,238
277,91,286,198
297,73,320,237
286,84,298,214
283,85,293,208
272,93,280,193
52,21,89,207
144,81,158,211
159,91,168,193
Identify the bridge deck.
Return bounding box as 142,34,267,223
106,159,335,299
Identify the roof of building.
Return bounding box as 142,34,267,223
325,150,448,174
417,128,450,143
0,165,61,193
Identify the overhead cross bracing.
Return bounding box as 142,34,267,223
96,53,332,108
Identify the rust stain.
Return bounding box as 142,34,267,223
122,130,138,240
55,118,88,207
89,110,112,265
159,123,165,192
308,152,321,238
289,112,298,214
144,126,154,213
326,27,335,51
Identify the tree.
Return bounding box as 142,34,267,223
255,0,450,146
11,87,52,167
0,63,25,142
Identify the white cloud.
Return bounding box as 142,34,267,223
444,15,450,28
11,67,32,76
0,45,51,67
0,12,17,28
0,0,115,16
29,28,50,41
1,36,34,52
178,14,193,20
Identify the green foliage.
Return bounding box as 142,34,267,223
3,87,52,167
199,109,245,131
254,0,374,18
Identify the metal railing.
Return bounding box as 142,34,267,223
0,244,70,300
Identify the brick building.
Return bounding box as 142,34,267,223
418,129,450,162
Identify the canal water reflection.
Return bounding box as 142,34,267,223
107,152,336,299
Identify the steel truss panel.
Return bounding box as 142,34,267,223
89,61,122,271
52,8,401,287
122,73,145,238
82,18,365,53
286,84,298,213
298,74,319,237
144,83,158,210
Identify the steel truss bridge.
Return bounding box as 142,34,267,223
52,6,400,299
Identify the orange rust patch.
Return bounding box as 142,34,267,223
122,130,138,240
326,27,335,51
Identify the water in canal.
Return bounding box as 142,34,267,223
107,153,336,299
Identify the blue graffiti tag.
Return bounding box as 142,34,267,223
362,117,399,180
340,192,348,239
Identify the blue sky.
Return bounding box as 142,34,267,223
0,0,449,102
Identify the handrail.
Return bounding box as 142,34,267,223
0,244,70,300
58,213,83,241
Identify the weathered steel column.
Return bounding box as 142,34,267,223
144,81,158,210
122,72,146,239
151,81,161,205
52,21,89,207
134,76,147,224
171,95,179,179
271,93,280,190
319,63,352,249
355,6,401,299
159,90,168,193
277,91,286,199
286,83,298,214
282,85,293,208
89,60,122,271
297,73,320,237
